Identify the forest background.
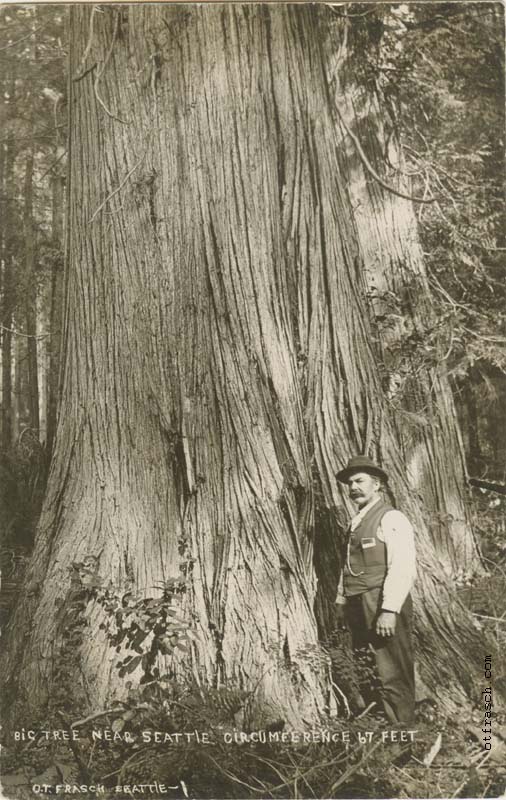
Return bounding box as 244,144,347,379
0,2,505,799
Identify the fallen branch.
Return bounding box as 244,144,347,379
355,700,376,719
472,612,506,624
326,739,383,795
70,705,135,729
247,747,350,795
469,477,506,496
36,149,68,183
0,22,48,52
205,754,264,795
331,680,351,718
0,324,50,340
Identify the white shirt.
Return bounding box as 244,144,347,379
336,496,416,613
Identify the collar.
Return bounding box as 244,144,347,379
350,495,381,531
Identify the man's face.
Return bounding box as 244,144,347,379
347,472,380,509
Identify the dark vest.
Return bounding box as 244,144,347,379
343,500,393,596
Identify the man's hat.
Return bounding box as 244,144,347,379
336,455,389,484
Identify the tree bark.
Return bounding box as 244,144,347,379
1,126,15,451
12,332,27,441
46,171,65,458
2,5,494,726
464,370,483,477
23,146,40,438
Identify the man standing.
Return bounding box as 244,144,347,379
335,455,416,725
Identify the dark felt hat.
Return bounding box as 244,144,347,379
336,455,389,484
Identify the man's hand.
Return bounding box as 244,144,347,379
334,599,347,630
376,610,397,638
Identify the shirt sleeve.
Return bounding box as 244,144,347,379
377,510,416,613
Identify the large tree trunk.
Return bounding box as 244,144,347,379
2,5,494,726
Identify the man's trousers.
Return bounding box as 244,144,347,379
344,587,415,725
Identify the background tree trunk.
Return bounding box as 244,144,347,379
317,17,480,578
1,133,14,451
2,5,495,727
463,369,483,477
12,332,28,441
23,146,40,437
45,171,65,459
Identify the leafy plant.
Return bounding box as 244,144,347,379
88,574,194,681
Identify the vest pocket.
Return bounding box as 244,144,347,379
360,537,376,549
360,537,382,566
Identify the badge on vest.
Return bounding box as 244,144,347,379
360,538,376,549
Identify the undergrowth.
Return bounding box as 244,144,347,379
1,675,505,799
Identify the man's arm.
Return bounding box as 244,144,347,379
334,571,347,628
335,571,346,605
376,510,416,636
